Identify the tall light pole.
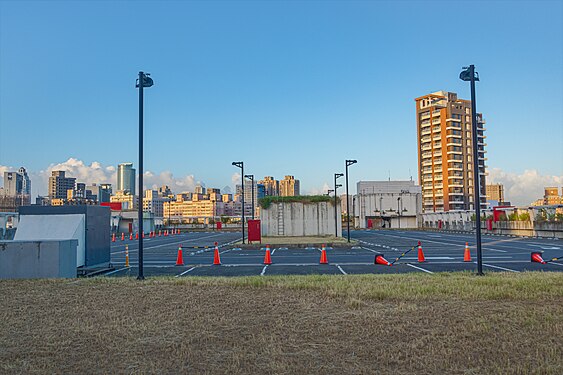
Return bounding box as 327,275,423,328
345,159,357,242
334,173,344,237
460,64,483,275
232,162,245,244
397,196,401,229
244,174,255,220
135,71,153,281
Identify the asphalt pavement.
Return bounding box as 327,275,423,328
105,230,563,277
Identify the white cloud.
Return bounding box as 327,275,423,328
231,173,241,187
487,168,563,206
143,170,197,193
307,182,331,195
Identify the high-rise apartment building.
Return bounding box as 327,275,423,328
117,163,136,195
259,176,279,196
279,175,300,196
415,91,487,212
48,171,76,200
544,187,562,205
486,183,505,203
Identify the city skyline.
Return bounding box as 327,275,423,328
0,1,562,205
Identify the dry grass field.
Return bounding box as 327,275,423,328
1,272,562,374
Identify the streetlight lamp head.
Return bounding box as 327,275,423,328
232,161,243,168
335,173,344,178
459,66,479,82
136,73,154,88
346,159,358,166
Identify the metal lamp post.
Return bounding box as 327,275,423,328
397,197,400,229
334,173,344,237
345,159,357,242
460,64,483,275
232,162,245,244
244,174,255,220
135,71,153,281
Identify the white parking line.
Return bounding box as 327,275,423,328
481,262,519,272
176,266,196,277
271,248,277,255
260,265,268,276
406,264,434,274
361,247,379,253
104,267,130,276
336,264,347,275
548,262,563,267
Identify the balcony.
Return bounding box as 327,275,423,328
432,118,441,125
421,145,432,151
422,160,432,167
421,136,431,143
421,129,431,136
446,118,462,123
433,151,442,157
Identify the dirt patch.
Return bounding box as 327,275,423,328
1,273,562,374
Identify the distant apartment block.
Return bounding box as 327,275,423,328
259,176,279,196
0,167,32,211
415,91,487,212
544,187,562,205
279,175,300,196
117,163,136,195
110,190,137,210
486,183,504,202
143,189,165,217
87,183,112,203
48,171,76,200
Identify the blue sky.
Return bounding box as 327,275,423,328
0,0,562,203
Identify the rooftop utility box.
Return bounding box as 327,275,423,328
15,205,110,269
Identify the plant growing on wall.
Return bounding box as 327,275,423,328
258,195,336,210
518,212,530,221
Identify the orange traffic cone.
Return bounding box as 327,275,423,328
464,242,471,262
264,245,272,265
417,241,426,263
158,230,161,237
135,232,139,240
213,246,221,265
531,252,546,264
112,233,116,242
129,233,133,240
319,246,328,264
142,232,145,239
375,254,392,266
121,233,125,241
176,245,184,266
125,244,130,267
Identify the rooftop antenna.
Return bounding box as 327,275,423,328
388,170,391,182
409,169,412,181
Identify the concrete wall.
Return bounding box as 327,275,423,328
0,240,78,279
260,201,341,237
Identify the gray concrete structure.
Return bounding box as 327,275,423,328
17,205,110,268
357,181,422,229
260,201,341,237
0,240,78,279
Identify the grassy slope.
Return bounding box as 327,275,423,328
1,272,562,374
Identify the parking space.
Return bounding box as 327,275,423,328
104,230,563,277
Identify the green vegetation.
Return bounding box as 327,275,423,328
258,195,336,209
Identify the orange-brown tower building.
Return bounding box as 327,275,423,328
415,91,487,212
